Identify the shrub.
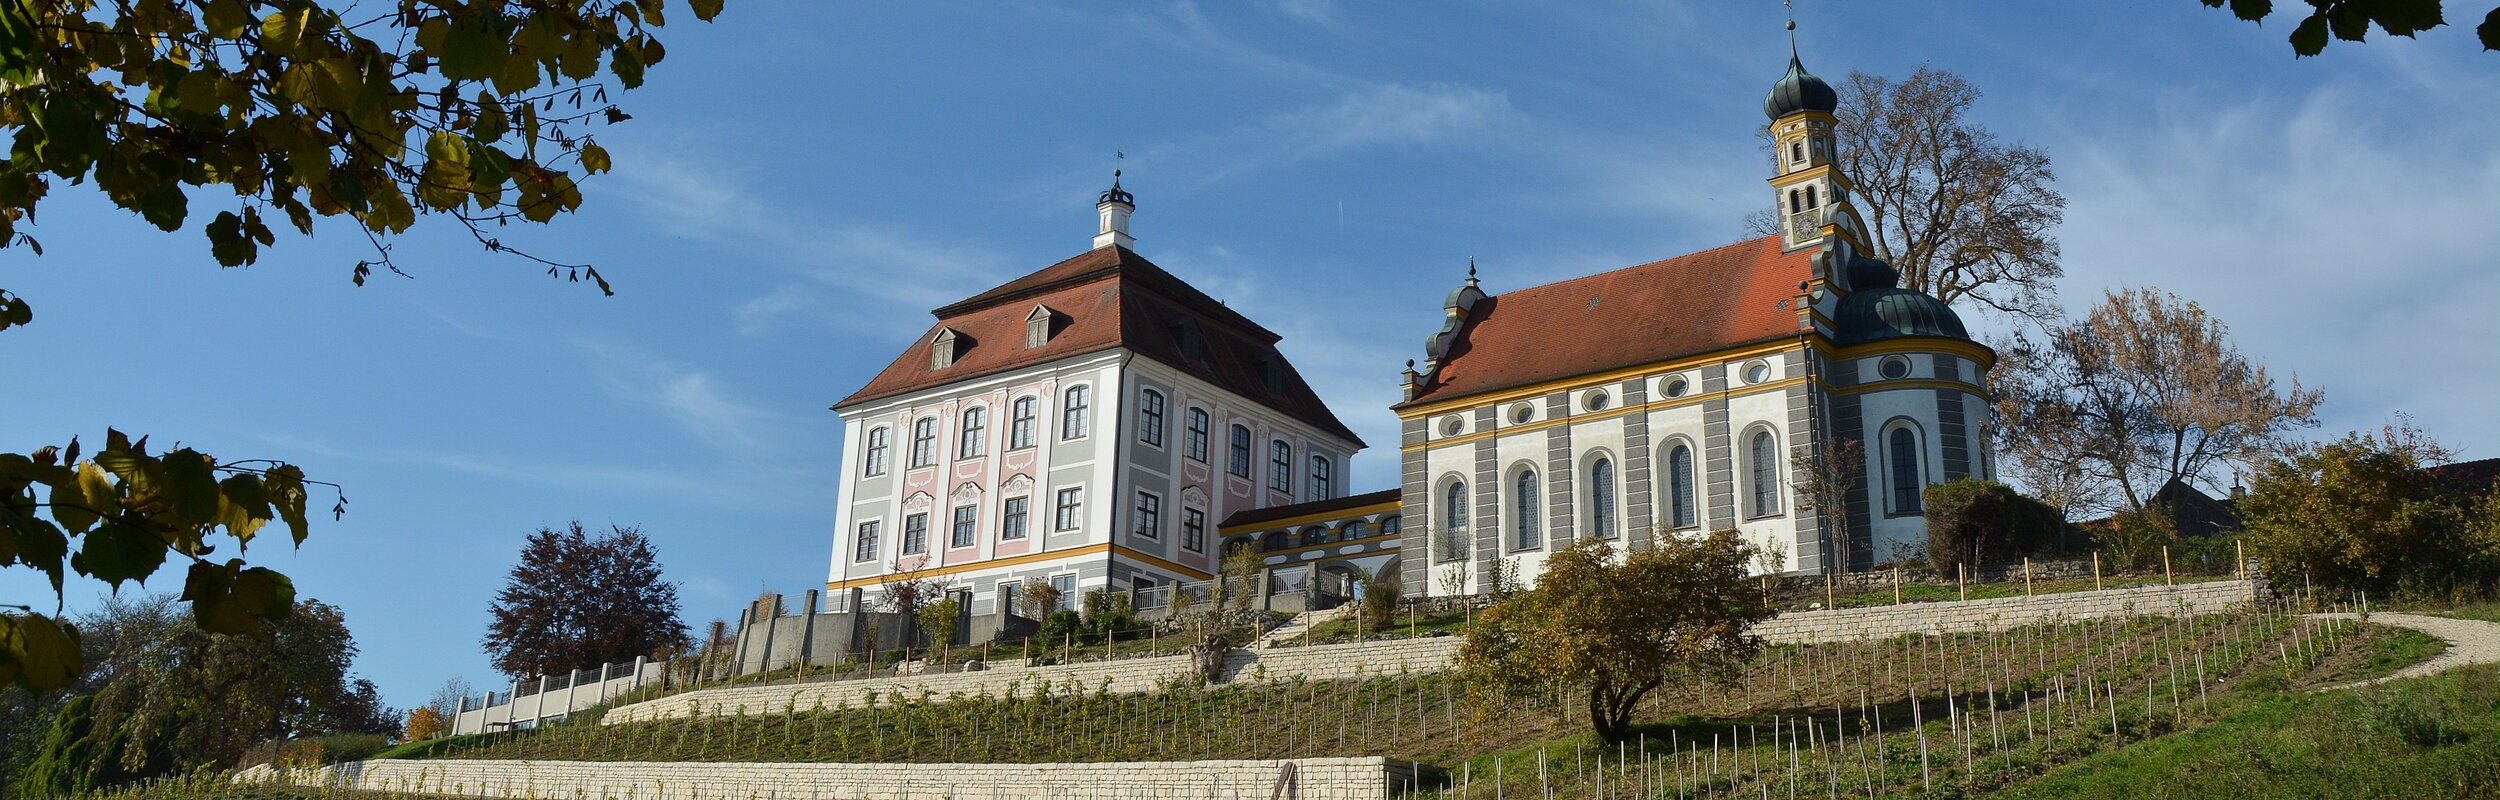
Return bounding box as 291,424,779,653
401,707,446,742
2242,429,2496,598
915,597,963,649
2098,506,2177,573
1923,479,2067,576
1035,610,1082,647
1078,588,1137,642
1358,570,1402,630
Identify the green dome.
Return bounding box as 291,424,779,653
1835,286,1969,345
1764,52,1838,119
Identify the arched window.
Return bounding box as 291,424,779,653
1185,407,1210,462
1667,444,1697,529
1343,520,1366,540
1309,455,1333,501
1009,396,1037,449
1381,516,1401,537
1228,425,1253,477
863,426,890,476
1261,531,1290,552
1441,481,1469,561
1060,386,1090,439
1588,457,1616,538
1515,469,1541,550
1748,430,1781,517
1788,188,1802,214
1890,426,1925,514
1803,184,1818,209
1300,527,1326,547
957,407,986,459
909,417,937,468
1137,389,1165,447
1269,441,1293,494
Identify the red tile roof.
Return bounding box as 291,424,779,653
1395,235,1814,409
836,246,1363,445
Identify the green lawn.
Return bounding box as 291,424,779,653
1999,664,2500,799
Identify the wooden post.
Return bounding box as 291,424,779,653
2023,558,2034,597
1958,562,1968,602
2162,546,2174,586
2236,539,2247,578
1893,565,1902,605
2092,552,2103,591
1825,574,1835,609
1408,603,1416,639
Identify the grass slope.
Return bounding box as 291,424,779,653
2001,664,2500,799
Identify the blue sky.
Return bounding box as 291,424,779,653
4,2,2496,710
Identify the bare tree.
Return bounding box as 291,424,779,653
1791,438,1867,573
1994,287,2324,513
1752,67,2067,320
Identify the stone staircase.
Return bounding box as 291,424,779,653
1254,605,1351,649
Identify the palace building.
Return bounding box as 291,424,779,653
827,46,1991,614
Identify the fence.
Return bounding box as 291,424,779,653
450,657,667,736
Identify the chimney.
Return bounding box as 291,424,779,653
1093,170,1135,250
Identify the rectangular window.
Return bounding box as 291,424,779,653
1269,441,1292,493
1049,574,1076,613
852,520,880,562
1061,386,1090,440
1054,488,1084,531
1001,496,1029,540
951,504,977,548
1185,408,1209,462
1309,455,1333,501
909,418,936,468
957,408,986,459
1009,397,1037,450
901,513,928,555
1133,491,1161,540
863,427,889,476
1228,425,1252,477
1138,390,1166,447
1182,508,1206,553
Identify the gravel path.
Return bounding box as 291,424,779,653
2307,611,2500,690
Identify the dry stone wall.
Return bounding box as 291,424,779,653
603,581,2258,723
241,756,1435,800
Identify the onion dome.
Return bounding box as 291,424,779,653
1833,255,1967,343
1764,52,1838,119
1098,169,1134,207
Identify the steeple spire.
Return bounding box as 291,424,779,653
1465,257,1479,288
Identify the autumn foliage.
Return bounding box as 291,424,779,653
482,522,691,680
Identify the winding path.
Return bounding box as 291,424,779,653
2307,612,2500,689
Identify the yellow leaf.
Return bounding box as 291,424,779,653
577,142,610,174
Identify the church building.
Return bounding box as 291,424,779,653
828,45,1991,612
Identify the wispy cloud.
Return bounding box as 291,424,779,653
610,145,1013,334
570,337,801,458
266,435,822,516
2053,65,2500,457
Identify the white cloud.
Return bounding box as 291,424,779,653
611,146,1013,333
2052,67,2500,458
572,338,802,459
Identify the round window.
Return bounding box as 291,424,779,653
1664,377,1690,398
1441,416,1464,436
1744,362,1772,385
1585,391,1610,412
1510,404,1535,424
1879,356,1912,380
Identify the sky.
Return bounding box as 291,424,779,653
4,2,2497,711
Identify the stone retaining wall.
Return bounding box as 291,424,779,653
604,637,1463,723
1754,578,2259,644
604,580,2258,723
241,756,1435,799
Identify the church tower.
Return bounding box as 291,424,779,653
1763,23,1870,256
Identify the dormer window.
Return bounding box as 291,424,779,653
931,327,969,370
1170,317,1206,361
1025,305,1059,349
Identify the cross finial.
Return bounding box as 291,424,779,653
1784,0,1798,55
